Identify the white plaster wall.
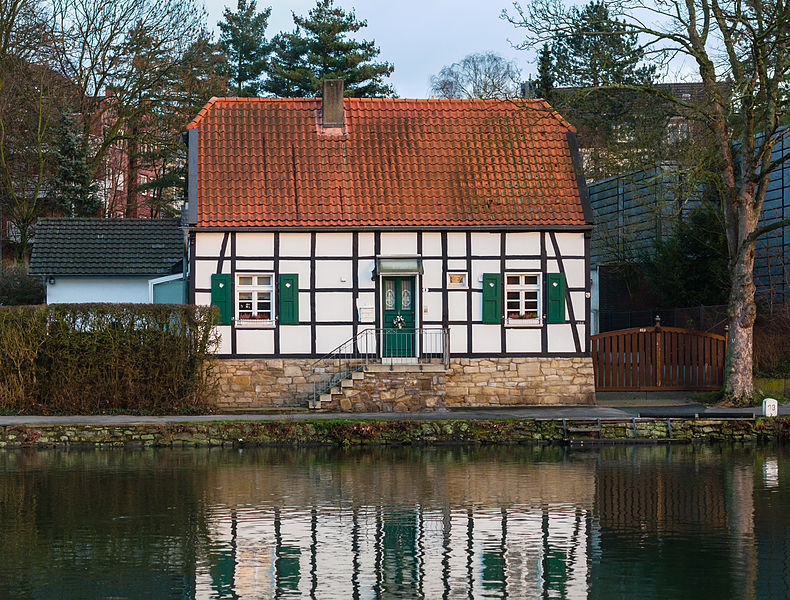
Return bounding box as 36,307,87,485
380,232,417,255
235,260,274,271
358,259,375,289
315,260,353,288
447,232,466,256
194,291,211,306
236,328,274,354
215,325,232,354
506,259,541,271
422,260,443,288
279,260,311,285
472,324,501,353
546,232,585,257
547,324,585,352
505,327,542,352
280,233,311,257
506,232,540,255
422,232,442,256
422,291,441,320
447,259,466,270
547,258,586,288
194,259,230,290
315,291,352,321
46,277,151,304
358,232,375,256
236,232,274,257
472,232,500,256
280,326,312,354
315,325,353,353
315,232,352,256
471,260,500,288
449,324,468,353
298,292,311,322
448,291,468,321
570,291,586,319
195,232,225,256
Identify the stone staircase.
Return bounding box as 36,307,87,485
308,364,447,412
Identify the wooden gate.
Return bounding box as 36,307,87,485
591,325,726,391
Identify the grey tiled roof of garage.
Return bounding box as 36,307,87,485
29,218,184,276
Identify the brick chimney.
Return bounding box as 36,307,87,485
321,79,344,128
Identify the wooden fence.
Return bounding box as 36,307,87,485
591,324,727,391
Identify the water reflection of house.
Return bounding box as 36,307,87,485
193,452,597,598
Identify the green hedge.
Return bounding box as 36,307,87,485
0,304,218,413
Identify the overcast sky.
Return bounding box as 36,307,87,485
202,0,538,98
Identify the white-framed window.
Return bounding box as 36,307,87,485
506,273,541,325
447,272,468,289
236,274,274,326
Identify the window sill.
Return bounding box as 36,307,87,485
505,320,542,328
234,320,275,328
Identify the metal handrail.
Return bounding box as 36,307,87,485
309,327,449,405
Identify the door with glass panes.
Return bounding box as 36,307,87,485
382,276,416,357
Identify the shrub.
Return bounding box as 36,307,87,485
0,304,218,413
0,264,45,306
754,303,790,377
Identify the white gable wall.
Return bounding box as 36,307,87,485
193,230,588,358
46,276,152,304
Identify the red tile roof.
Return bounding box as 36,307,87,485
188,97,589,228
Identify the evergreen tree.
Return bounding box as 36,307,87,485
263,0,395,98
218,0,271,96
550,1,655,87
535,43,554,100
52,110,100,217
265,28,311,98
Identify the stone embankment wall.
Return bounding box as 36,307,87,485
0,417,785,448
212,357,596,411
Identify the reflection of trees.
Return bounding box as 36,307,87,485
0,449,213,598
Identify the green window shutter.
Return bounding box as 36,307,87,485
546,273,566,324
482,273,502,324
210,273,231,325
278,274,299,324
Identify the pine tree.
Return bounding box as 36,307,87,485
52,110,100,217
218,0,272,96
265,28,311,98
263,0,395,98
535,44,554,100
551,1,655,87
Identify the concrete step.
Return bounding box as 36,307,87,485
341,379,354,388
330,386,340,395
351,371,365,380
319,393,333,404
365,364,447,373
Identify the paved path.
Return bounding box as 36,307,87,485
0,403,782,426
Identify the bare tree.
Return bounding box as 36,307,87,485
505,0,790,404
0,0,60,261
430,52,522,99
49,0,203,216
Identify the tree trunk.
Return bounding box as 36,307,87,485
723,209,759,406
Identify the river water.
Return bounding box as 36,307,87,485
0,444,788,599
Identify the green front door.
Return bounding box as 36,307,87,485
382,276,416,357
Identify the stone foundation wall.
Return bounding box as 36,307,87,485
445,357,596,407
322,371,446,412
212,358,316,410
212,356,595,410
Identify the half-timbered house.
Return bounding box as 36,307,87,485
186,80,595,410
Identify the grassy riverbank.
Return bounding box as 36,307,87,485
1,417,788,448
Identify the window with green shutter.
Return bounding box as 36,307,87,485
545,273,566,324
482,273,502,324
278,274,299,324
210,273,231,325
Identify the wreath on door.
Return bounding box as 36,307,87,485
392,314,406,329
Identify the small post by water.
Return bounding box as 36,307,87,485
655,315,662,388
